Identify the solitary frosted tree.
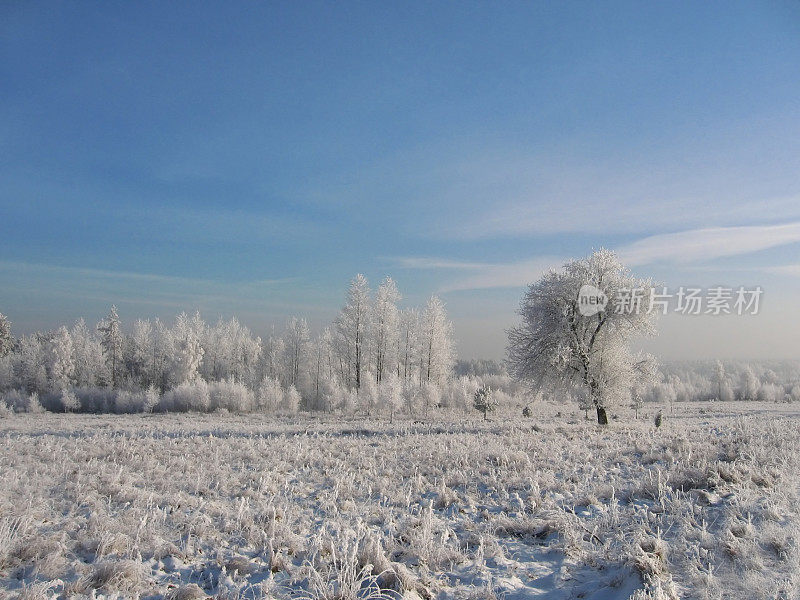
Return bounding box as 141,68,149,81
507,249,657,424
97,305,123,388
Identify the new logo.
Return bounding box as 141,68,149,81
577,284,608,316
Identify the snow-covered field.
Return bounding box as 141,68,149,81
1,402,798,600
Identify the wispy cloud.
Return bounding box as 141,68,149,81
617,221,800,266
0,261,309,314
437,257,562,292
448,196,800,239
390,221,800,292
387,256,562,292
765,264,800,277
390,257,489,270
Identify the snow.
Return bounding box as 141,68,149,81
0,401,798,599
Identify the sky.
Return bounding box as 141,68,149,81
2,1,800,361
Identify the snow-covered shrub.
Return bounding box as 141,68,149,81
256,376,283,412
282,385,301,414
757,383,781,403
789,385,800,403
2,389,28,412
142,385,159,413
317,377,341,412
160,380,210,412
379,375,403,420
60,388,80,412
113,389,146,413
359,376,379,416
209,379,254,413
419,381,441,415
401,383,420,417
341,388,359,414
26,392,45,413
0,355,13,393
441,376,480,411
72,387,118,413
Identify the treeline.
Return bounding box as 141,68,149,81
643,360,800,405
0,275,487,415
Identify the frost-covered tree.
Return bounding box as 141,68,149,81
202,317,261,385
60,388,80,412
97,305,124,388
419,380,441,417
151,318,173,390
473,385,497,420
257,376,283,413
282,385,301,414
359,375,378,416
757,383,781,403
398,308,420,382
46,326,75,390
0,313,12,358
790,385,800,403
507,249,658,424
379,373,403,422
311,328,336,409
169,312,204,386
130,319,154,386
70,319,105,387
335,274,371,390
714,360,726,401
14,335,47,393
143,385,160,413
261,329,287,385
372,277,401,383
739,367,759,401
284,317,310,388
421,296,454,384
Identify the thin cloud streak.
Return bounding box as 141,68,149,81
444,194,800,239
618,222,800,266
393,221,800,292
765,264,800,277
389,257,490,270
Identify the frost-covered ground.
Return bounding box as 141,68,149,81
1,402,799,599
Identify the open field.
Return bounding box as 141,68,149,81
1,402,799,600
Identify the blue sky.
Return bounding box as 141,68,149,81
2,1,800,359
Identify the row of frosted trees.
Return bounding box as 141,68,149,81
0,275,468,415
643,360,800,405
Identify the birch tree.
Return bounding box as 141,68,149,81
421,296,454,385
283,317,310,388
335,274,371,390
97,305,123,388
372,277,401,383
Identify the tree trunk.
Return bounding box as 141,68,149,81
596,405,608,425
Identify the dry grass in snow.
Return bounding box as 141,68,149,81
0,402,798,599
